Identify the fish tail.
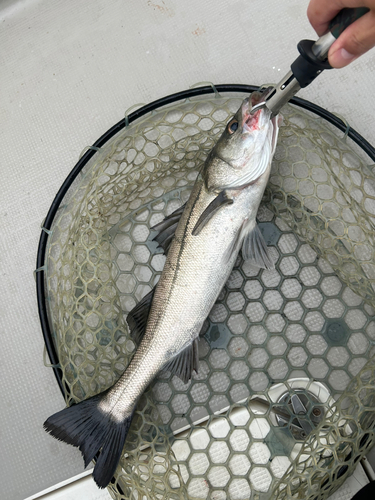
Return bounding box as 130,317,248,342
44,392,132,488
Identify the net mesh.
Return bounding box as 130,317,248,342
44,93,375,499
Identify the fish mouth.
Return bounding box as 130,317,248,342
242,88,273,132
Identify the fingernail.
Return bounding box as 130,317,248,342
330,48,357,68
340,48,356,60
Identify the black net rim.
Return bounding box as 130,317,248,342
35,84,375,396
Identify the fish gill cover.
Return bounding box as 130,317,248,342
44,93,375,499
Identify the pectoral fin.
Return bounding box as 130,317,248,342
242,224,274,270
161,339,199,384
192,190,233,236
151,203,186,254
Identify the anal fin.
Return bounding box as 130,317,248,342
161,339,199,384
126,288,155,344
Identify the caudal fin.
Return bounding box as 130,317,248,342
44,393,132,488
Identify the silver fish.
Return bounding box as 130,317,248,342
44,90,281,488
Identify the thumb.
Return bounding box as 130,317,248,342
328,10,375,68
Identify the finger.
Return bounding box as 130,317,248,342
307,0,373,36
328,10,375,67
307,0,342,36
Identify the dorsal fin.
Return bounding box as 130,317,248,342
151,203,186,254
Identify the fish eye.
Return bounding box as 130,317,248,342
228,119,238,134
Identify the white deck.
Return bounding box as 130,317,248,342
1,1,374,498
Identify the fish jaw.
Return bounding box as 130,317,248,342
203,93,281,193
241,90,272,133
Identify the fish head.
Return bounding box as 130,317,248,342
203,90,281,192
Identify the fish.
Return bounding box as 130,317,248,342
44,90,281,488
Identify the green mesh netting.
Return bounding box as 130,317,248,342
44,93,375,499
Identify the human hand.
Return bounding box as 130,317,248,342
307,1,375,67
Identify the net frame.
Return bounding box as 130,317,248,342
35,84,375,499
